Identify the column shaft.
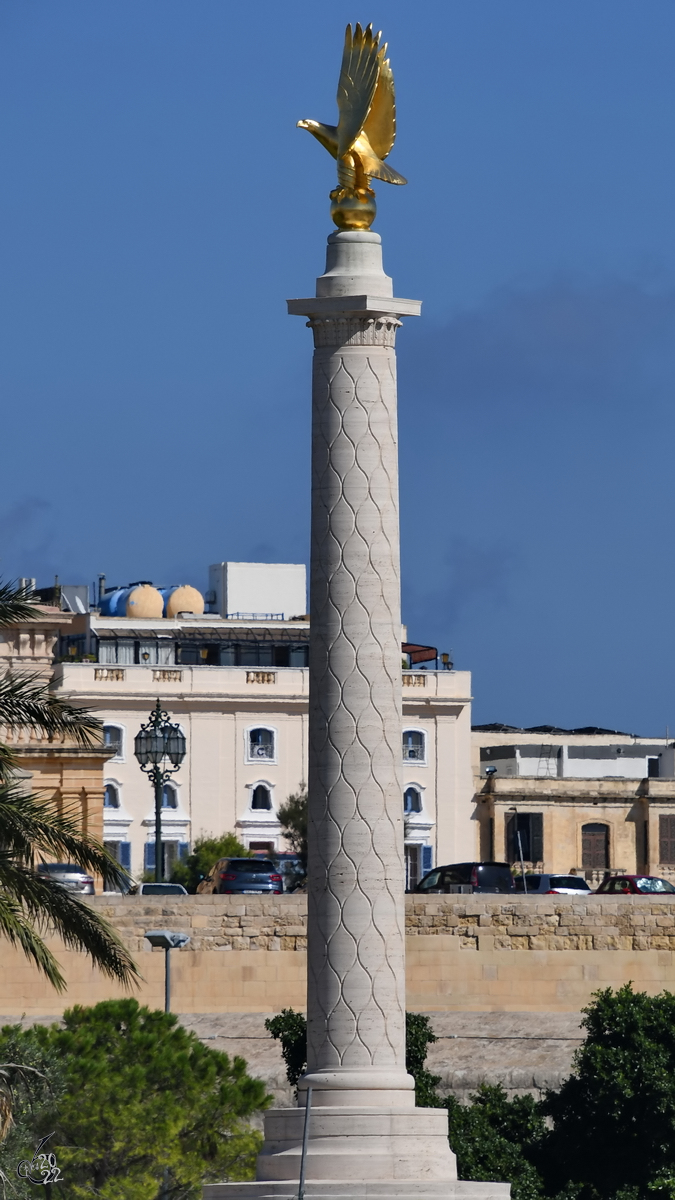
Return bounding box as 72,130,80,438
304,312,411,1102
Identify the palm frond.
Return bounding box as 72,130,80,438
0,783,131,892
0,673,101,749
0,581,44,629
0,853,140,988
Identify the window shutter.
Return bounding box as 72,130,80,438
179,841,189,861
144,842,155,871
422,845,433,875
530,814,544,863
659,815,675,865
119,842,131,871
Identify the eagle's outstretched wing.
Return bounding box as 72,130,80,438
363,55,396,162
336,23,382,159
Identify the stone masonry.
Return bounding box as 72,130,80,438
77,893,675,955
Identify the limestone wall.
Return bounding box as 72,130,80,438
2,894,675,1019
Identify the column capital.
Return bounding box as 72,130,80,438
307,314,402,350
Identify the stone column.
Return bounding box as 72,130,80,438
205,230,508,1200
252,231,456,1185
302,233,413,1109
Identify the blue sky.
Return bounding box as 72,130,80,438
2,1,675,733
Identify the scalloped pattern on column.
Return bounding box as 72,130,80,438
307,331,407,1076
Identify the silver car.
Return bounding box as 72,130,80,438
37,862,95,895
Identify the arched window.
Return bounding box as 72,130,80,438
404,786,422,814
248,727,275,761
403,730,426,763
251,784,272,811
582,823,609,870
103,724,124,759
161,783,178,809
104,783,120,809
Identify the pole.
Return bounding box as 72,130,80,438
165,946,171,1013
154,773,163,883
517,829,527,893
297,1086,312,1200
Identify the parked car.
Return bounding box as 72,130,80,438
36,862,95,895
415,862,514,894
134,882,188,895
514,873,591,895
595,874,675,895
196,858,283,895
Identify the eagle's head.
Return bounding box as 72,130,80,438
297,119,338,160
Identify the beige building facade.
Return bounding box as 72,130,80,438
0,603,108,850
46,565,475,885
473,725,675,883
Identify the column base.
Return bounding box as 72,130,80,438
255,1104,458,1184
205,1181,510,1200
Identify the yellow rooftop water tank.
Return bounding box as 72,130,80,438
126,584,164,619
165,585,204,618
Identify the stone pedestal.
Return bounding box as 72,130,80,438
205,232,509,1200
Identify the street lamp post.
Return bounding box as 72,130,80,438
144,929,190,1012
509,805,528,893
134,700,186,883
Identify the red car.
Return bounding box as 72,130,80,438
595,874,675,895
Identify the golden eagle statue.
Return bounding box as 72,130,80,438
298,22,407,230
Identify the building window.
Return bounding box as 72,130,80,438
405,844,421,890
251,784,272,810
161,783,178,809
582,822,609,870
103,840,131,889
648,757,660,779
403,786,422,814
144,840,189,874
659,815,675,864
248,727,275,761
103,725,124,759
403,730,426,763
104,783,120,809
506,812,543,864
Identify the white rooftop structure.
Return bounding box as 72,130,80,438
207,562,307,621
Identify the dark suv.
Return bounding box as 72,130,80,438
196,857,283,895
415,861,514,894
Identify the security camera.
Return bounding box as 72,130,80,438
485,766,498,776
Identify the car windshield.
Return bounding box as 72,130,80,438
635,877,675,893
514,875,542,891
549,876,590,890
229,860,276,873
418,870,441,890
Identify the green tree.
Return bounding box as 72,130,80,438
0,999,270,1200
0,1025,64,1200
277,785,308,875
0,581,137,990
170,833,250,892
405,1012,443,1107
542,985,675,1200
446,1085,546,1200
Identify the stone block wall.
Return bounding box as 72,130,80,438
2,894,675,1019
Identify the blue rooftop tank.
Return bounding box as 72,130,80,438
99,588,132,617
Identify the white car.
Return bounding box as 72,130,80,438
514,873,591,894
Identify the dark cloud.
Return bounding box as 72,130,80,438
0,498,57,582
399,275,675,414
